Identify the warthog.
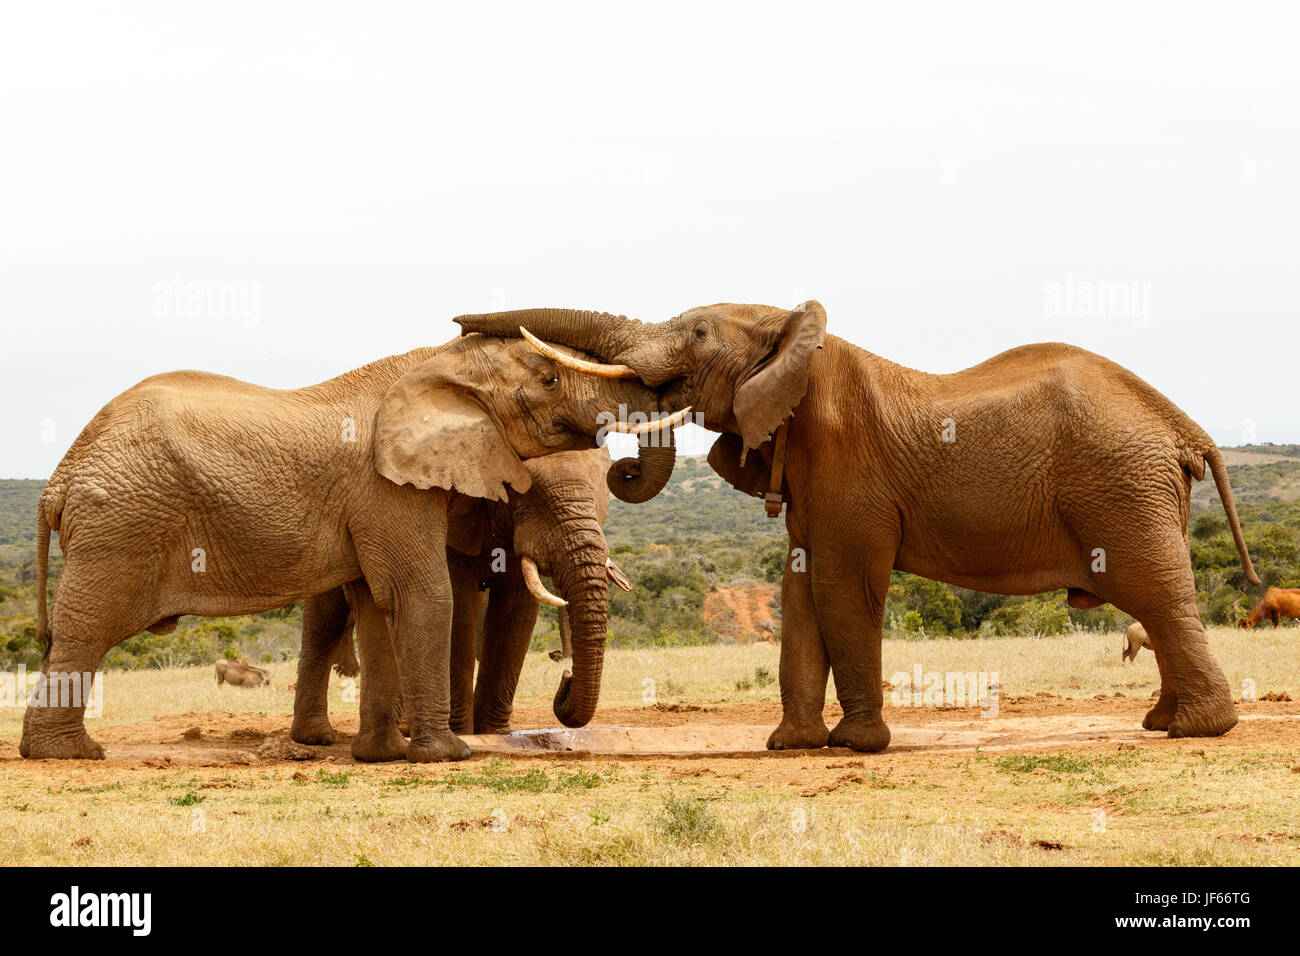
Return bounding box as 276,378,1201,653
215,659,271,688
1122,622,1152,663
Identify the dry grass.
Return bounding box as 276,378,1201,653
1,625,1297,866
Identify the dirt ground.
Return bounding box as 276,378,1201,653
7,695,1299,785
4,637,1298,865
702,583,780,641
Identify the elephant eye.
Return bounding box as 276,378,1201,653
693,326,707,340
543,374,559,388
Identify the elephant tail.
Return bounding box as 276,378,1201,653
1205,445,1261,587
35,480,67,655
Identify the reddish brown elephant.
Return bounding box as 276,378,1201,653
455,302,1259,747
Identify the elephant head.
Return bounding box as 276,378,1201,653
375,333,690,501
453,303,826,499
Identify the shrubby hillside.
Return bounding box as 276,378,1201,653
1,445,1297,669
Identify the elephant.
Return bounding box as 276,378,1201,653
25,333,684,762
1238,587,1300,629
215,659,271,687
289,446,631,747
1121,622,1151,663
455,302,1260,748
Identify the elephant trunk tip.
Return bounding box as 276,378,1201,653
552,673,596,728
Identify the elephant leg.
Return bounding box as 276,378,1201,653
1140,626,1178,731
347,579,408,762
448,560,482,735
1099,546,1236,738
766,547,830,750
292,587,353,746
387,579,468,762
20,561,150,760
815,555,893,753
351,507,469,763
473,578,539,734
20,630,110,760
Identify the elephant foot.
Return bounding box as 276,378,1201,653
766,717,829,751
1168,696,1238,739
407,730,471,763
350,727,408,763
474,722,512,735
1142,691,1178,731
20,728,105,760
828,714,891,752
290,716,337,747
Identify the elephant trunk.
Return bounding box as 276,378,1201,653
454,308,641,363
548,551,610,728
608,428,676,503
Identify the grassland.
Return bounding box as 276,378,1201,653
2,627,1298,866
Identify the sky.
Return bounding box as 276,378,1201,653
2,1,1297,478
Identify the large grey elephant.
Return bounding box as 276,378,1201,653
455,303,1259,748
26,334,684,762
290,446,631,749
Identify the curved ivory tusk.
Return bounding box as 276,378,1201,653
602,405,693,435
521,555,568,607
606,558,632,591
520,326,642,379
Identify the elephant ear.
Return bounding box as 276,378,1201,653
375,358,532,502
707,433,770,499
445,495,488,555
732,300,826,456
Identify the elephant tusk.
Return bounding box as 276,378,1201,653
602,405,693,435
520,326,642,379
521,555,568,607
606,557,632,591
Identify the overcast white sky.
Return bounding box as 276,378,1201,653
2,1,1297,478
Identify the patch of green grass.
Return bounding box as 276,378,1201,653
316,769,352,787
994,753,1096,774
753,666,776,687
449,758,551,794
63,782,122,794
382,776,428,788
168,790,204,807
655,793,721,845
555,769,604,792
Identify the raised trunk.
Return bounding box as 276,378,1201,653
454,308,641,362
457,308,678,502
608,428,676,503
548,553,610,728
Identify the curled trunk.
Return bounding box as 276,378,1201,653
548,553,610,728
608,427,676,503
